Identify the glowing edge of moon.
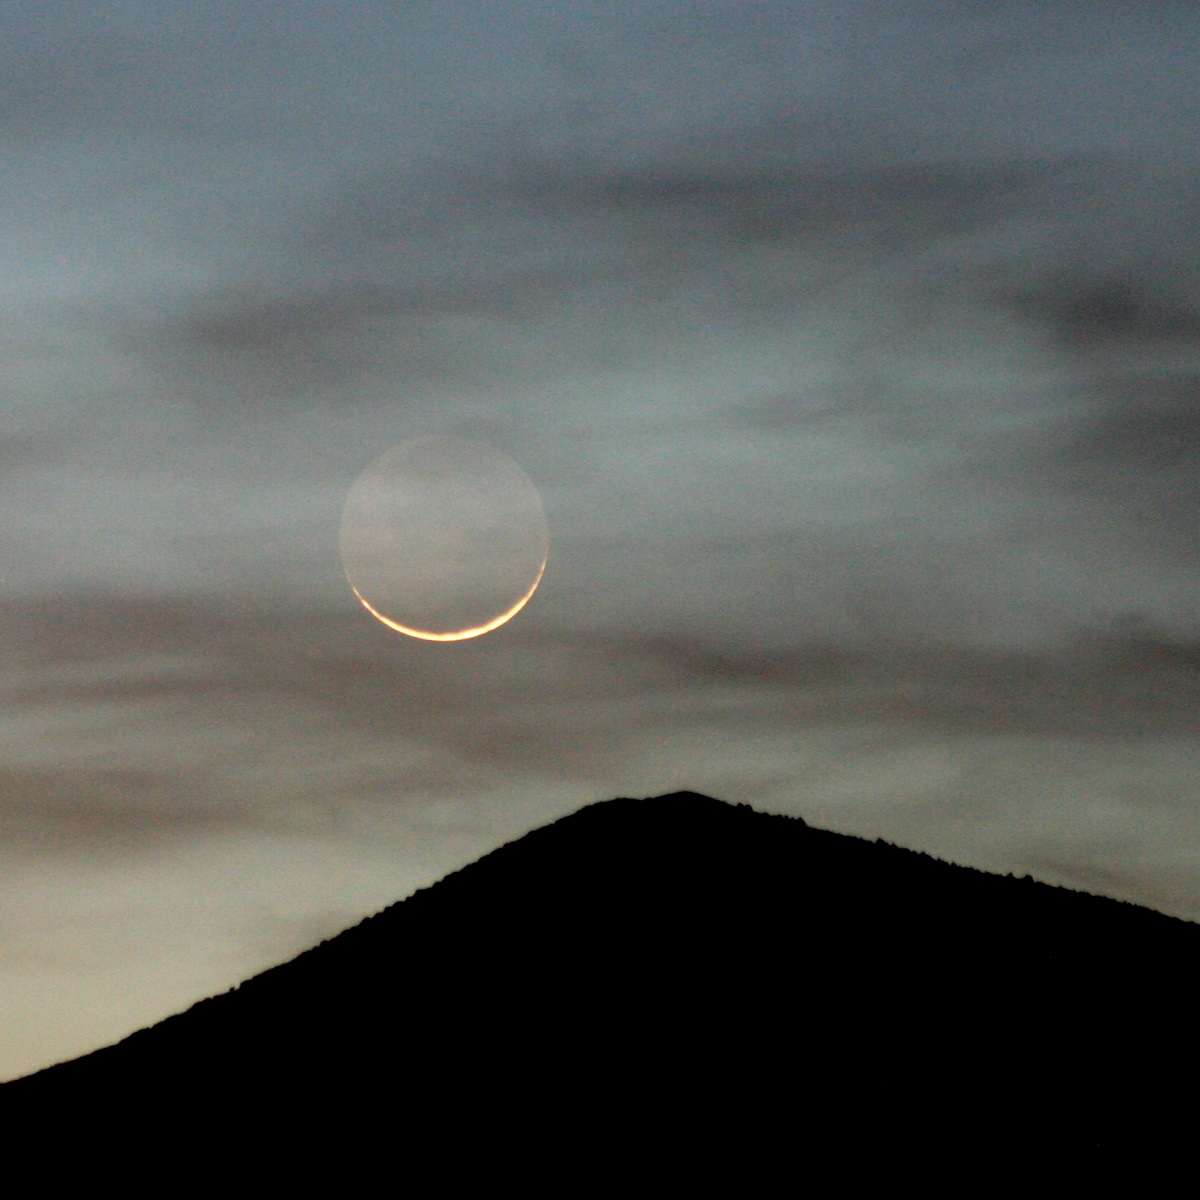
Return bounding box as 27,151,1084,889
348,556,547,642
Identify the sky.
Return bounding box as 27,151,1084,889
2,0,1199,1080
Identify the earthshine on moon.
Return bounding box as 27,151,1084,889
339,436,549,641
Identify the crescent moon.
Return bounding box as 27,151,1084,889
348,555,546,642
340,436,549,641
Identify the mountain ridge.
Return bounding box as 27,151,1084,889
4,790,1196,1171
9,788,1198,1087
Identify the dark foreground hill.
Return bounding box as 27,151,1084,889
5,792,1197,1175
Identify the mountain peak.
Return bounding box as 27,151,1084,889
5,790,1195,1168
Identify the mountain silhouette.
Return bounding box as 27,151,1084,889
4,792,1195,1174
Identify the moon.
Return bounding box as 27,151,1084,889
339,436,549,641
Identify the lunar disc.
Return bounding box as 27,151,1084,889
339,435,549,641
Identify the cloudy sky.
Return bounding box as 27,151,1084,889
3,0,1199,1079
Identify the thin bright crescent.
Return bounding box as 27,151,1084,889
349,555,547,642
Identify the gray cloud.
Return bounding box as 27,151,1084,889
143,269,591,398
500,156,1077,251
120,139,1122,424
0,767,251,857
0,31,158,141
1001,276,1200,347
10,592,1198,800
942,374,1200,561
1044,377,1200,480
0,433,66,476
598,623,1200,739
301,143,1096,312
